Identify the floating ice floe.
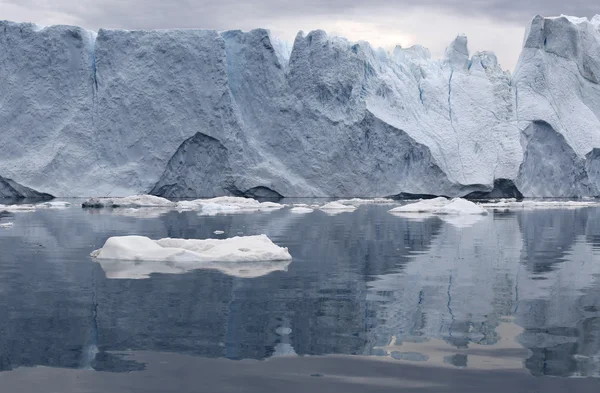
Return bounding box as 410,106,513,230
388,197,450,213
333,198,395,206
0,222,13,228
81,195,283,216
435,198,488,215
0,204,37,212
389,197,488,216
214,230,225,235
319,201,357,211
36,201,71,209
82,195,175,208
97,259,291,279
191,197,283,215
91,234,292,263
480,199,600,210
290,206,314,214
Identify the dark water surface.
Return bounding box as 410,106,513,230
1,202,599,391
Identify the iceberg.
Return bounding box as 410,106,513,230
481,200,600,210
1,16,600,198
319,201,358,211
0,222,13,229
82,195,175,208
97,259,291,279
389,197,487,215
0,204,37,212
388,197,449,213
36,201,71,209
290,206,314,214
91,234,292,263
435,198,488,215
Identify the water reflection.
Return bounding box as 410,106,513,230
0,205,599,377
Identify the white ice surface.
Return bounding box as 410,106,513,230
178,196,283,215
0,222,13,228
91,234,292,263
2,16,600,198
83,195,175,208
435,198,488,215
290,206,314,214
334,198,395,206
388,197,449,213
97,259,291,279
319,201,357,211
481,200,600,210
0,204,36,212
36,201,71,209
389,197,487,216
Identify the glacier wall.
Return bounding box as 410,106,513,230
0,15,599,198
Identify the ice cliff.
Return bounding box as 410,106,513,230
1,15,600,198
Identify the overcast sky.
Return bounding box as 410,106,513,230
1,1,598,70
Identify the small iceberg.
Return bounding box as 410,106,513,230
0,222,13,229
290,206,314,214
0,204,36,212
97,259,291,279
91,234,292,263
178,196,283,215
214,230,225,235
389,197,488,216
333,198,394,206
36,201,71,209
435,198,488,215
319,201,357,211
480,199,600,210
388,197,449,213
82,195,175,208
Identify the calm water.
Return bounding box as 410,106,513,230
1,202,600,385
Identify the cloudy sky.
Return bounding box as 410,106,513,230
1,0,598,70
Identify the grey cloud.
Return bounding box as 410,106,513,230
3,0,599,31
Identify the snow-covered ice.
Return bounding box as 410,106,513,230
82,195,175,208
334,198,395,206
435,198,488,215
97,259,291,279
214,230,225,234
481,200,600,210
290,206,314,214
2,16,600,198
319,201,357,211
0,222,13,228
0,204,37,212
388,197,450,213
36,201,71,209
91,234,292,263
177,197,283,215
389,197,487,216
